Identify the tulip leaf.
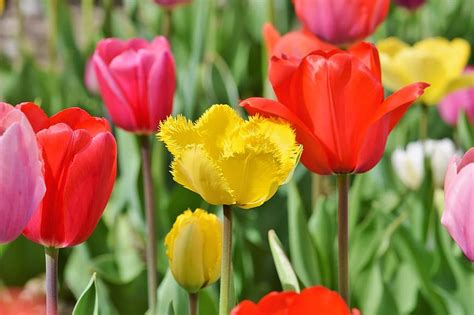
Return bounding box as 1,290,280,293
72,273,99,315
268,230,300,292
287,181,321,286
156,270,188,315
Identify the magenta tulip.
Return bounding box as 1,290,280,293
442,148,474,261
84,57,100,95
0,103,45,243
393,0,426,10
153,0,191,7
438,87,474,126
292,0,390,45
93,37,176,134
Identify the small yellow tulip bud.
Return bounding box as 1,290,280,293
165,209,222,293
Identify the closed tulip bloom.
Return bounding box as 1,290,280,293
158,105,301,208
242,42,428,175
231,286,358,315
153,0,191,7
0,103,45,243
165,209,222,293
293,0,390,45
93,37,176,134
425,139,457,188
394,0,426,10
18,103,117,248
263,23,336,60
392,141,425,190
377,37,474,105
442,148,474,261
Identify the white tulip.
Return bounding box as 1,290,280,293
424,138,457,188
392,141,425,190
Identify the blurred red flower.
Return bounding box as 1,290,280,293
19,103,117,248
241,43,429,174
0,288,45,315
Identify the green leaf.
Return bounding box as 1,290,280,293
156,270,188,315
287,181,321,286
268,230,300,292
73,273,99,315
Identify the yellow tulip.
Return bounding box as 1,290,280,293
165,209,222,293
0,0,4,15
377,37,474,105
158,104,301,209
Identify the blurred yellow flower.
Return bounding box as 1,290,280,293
377,37,474,105
0,0,4,15
158,104,301,209
165,209,222,293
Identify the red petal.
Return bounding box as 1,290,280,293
289,286,350,315
17,102,49,132
231,301,261,315
263,23,281,57
49,107,110,135
240,97,333,174
348,42,381,81
258,291,298,314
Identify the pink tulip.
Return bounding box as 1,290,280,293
93,37,176,134
442,148,474,261
84,57,100,95
292,0,390,45
0,103,45,243
153,0,192,7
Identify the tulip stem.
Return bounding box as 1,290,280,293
219,204,232,315
337,174,350,306
420,104,429,140
45,247,59,315
162,8,172,38
140,135,158,314
189,293,199,315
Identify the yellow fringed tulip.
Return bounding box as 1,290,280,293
165,209,222,293
377,37,474,105
158,104,301,209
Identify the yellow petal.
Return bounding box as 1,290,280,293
377,37,409,57
195,104,244,159
158,115,201,157
444,73,474,96
414,38,470,80
171,144,235,205
379,53,412,92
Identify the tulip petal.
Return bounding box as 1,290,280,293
258,291,298,313
158,115,201,157
349,41,381,80
231,301,260,315
289,286,350,315
171,144,235,205
241,97,333,174
441,163,474,261
377,37,409,57
263,23,281,57
49,107,111,135
16,102,49,132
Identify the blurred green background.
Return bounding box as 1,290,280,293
0,0,473,314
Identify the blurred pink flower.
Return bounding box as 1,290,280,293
153,0,192,7
0,288,45,315
442,148,474,261
393,0,426,10
84,57,100,95
0,103,45,243
292,0,390,45
93,37,176,134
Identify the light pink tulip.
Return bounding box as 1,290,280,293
438,88,474,126
292,0,390,45
93,37,176,134
442,148,474,261
0,103,45,243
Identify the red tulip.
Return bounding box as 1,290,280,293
231,286,359,315
241,43,429,175
293,0,390,45
263,22,336,60
0,103,45,243
93,37,176,134
0,288,45,315
18,103,117,248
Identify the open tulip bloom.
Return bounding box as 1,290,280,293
241,42,428,305
158,104,300,314
0,103,45,244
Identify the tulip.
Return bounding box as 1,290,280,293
165,209,222,293
153,0,191,7
0,288,45,315
231,286,359,315
442,148,474,261
292,0,390,45
392,141,425,190
377,37,474,105
263,23,336,60
84,58,100,95
394,0,426,10
0,103,45,243
241,42,428,175
425,139,457,188
17,103,117,248
93,36,176,134
158,104,301,209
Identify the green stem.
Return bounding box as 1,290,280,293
219,205,232,315
420,104,429,140
46,0,59,70
337,174,350,306
45,247,59,315
189,293,199,315
161,8,172,38
311,174,322,210
140,136,157,314
81,0,94,49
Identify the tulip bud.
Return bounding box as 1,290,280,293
392,142,425,190
424,139,457,188
165,209,222,293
